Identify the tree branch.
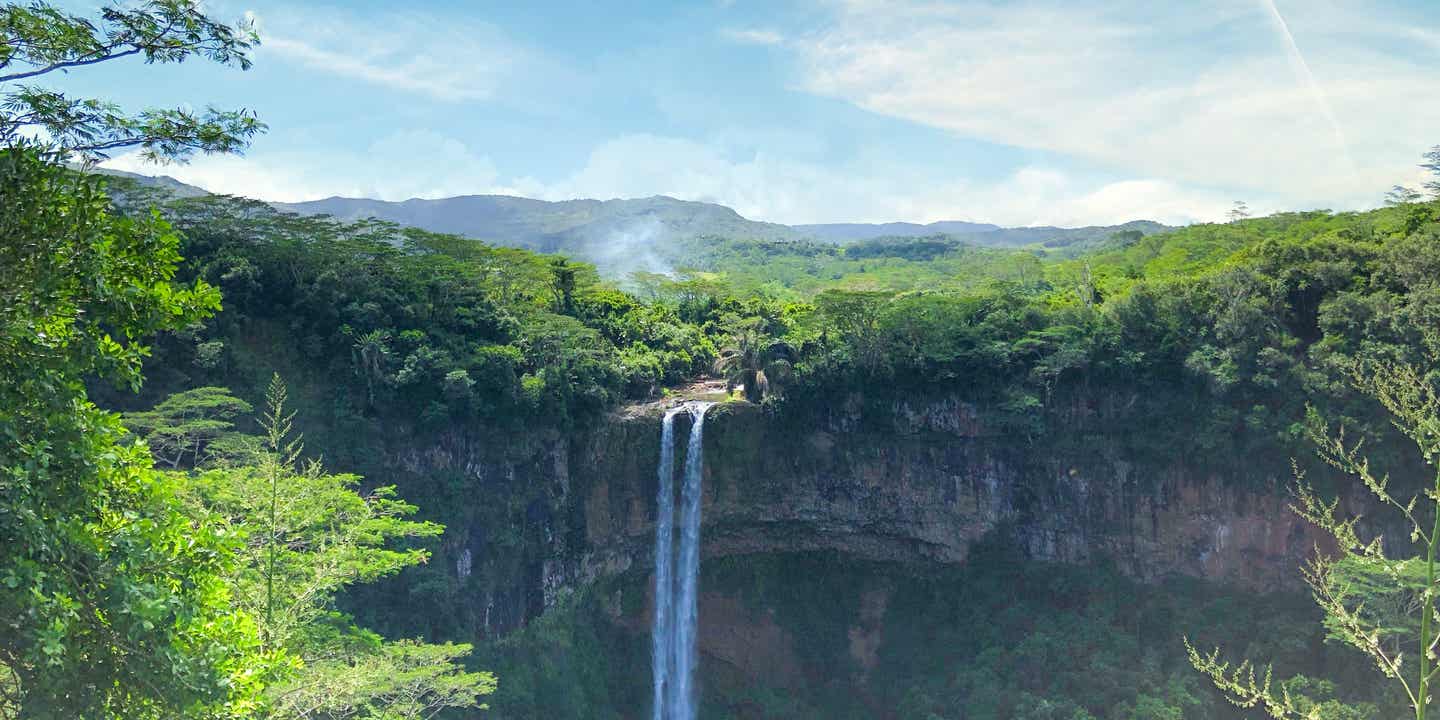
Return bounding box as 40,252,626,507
0,46,144,82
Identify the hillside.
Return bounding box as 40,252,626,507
96,169,1171,275
273,193,805,277
794,219,1001,241
275,194,1170,265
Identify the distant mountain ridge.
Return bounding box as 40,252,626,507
273,194,799,255
795,220,1001,241
272,194,1170,255
95,168,1171,272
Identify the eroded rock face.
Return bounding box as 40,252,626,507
572,399,1332,595
386,394,1355,639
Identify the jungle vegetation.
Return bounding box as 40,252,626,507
9,1,1440,719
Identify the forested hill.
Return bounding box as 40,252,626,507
793,219,1002,240
273,193,800,251
101,167,1170,275
272,194,1171,259
34,162,1440,720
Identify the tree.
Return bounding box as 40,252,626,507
0,146,273,719
348,327,393,407
713,314,793,402
548,257,577,315
814,289,892,373
0,0,263,161
1421,146,1440,199
186,375,496,718
1188,359,1440,720
1227,200,1251,223
0,2,270,709
267,640,497,720
123,386,255,468
1387,185,1424,206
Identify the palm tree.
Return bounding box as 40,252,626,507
347,328,392,406
713,316,794,402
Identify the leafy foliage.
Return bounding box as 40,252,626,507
0,146,271,719
1190,358,1440,720
174,376,495,719
123,386,254,468
0,0,263,161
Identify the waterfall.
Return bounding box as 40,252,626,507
652,402,713,720
671,402,711,719
651,406,682,720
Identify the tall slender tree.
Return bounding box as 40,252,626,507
186,376,496,719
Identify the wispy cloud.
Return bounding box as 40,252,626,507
105,129,503,202
106,129,1238,226
720,27,785,46
255,7,521,102
789,0,1440,209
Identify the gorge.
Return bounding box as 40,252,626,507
8,4,1438,719
362,388,1376,717
71,175,1439,720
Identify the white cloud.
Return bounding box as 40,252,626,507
520,133,1235,226
254,7,521,102
720,27,786,46
789,0,1440,209
106,130,1242,226
104,130,502,202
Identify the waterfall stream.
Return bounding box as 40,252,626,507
651,406,682,720
652,402,713,720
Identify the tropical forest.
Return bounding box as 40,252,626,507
4,2,1440,719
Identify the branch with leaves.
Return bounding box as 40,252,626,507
1190,357,1440,720
0,1,264,161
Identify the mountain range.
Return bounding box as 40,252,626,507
97,168,1169,272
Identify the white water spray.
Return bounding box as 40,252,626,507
652,402,713,720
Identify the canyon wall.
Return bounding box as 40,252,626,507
386,393,1343,642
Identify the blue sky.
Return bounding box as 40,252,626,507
75,0,1440,225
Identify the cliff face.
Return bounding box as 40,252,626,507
387,393,1343,642
576,398,1321,589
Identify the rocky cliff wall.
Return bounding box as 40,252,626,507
383,393,1352,641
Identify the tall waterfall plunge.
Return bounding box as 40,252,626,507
652,402,713,720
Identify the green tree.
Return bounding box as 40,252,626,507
123,386,254,468
0,0,263,160
713,314,793,402
0,147,274,718
267,640,496,720
1421,146,1440,200
1,3,269,710
548,256,578,315
1387,185,1424,206
186,376,495,718
814,289,892,372
1189,359,1440,720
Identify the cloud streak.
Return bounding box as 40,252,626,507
720,28,785,46
1259,0,1356,182
789,0,1440,209
255,8,520,102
